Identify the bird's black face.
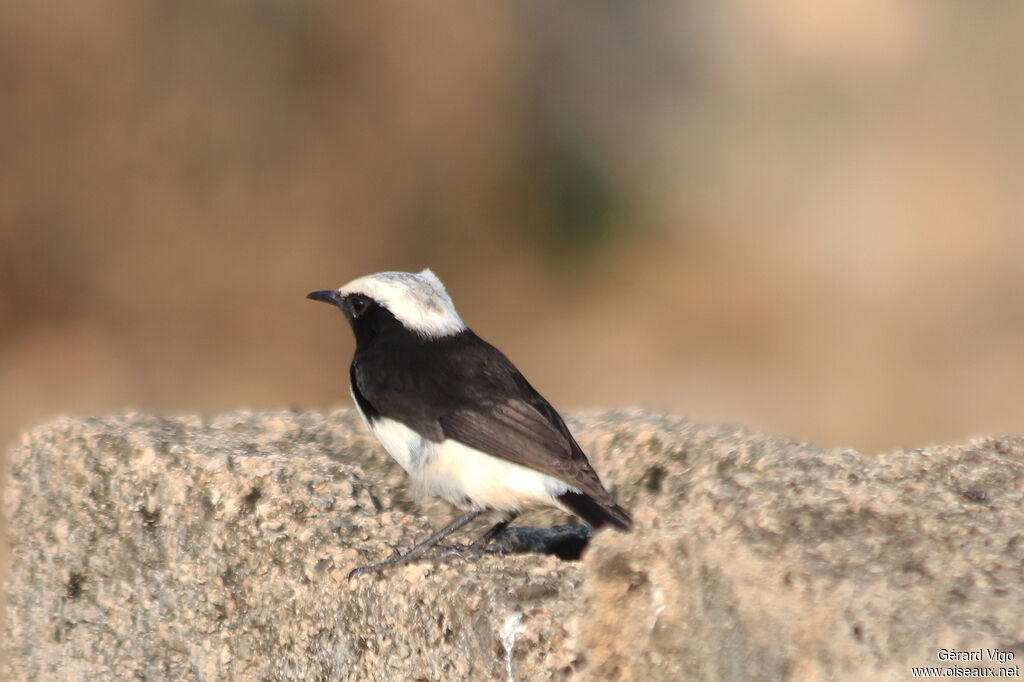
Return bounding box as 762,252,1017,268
306,289,371,320
345,294,372,320
307,289,394,347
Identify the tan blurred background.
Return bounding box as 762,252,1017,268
3,0,1024,654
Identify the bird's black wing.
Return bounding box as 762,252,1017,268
438,374,632,529
351,330,579,466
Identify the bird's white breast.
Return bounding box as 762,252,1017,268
365,416,576,513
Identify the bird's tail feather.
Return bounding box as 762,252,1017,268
558,491,632,531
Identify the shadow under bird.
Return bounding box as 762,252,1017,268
307,269,631,577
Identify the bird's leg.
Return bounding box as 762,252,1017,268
348,509,484,579
468,512,519,551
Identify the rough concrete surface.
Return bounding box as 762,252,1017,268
5,408,1024,680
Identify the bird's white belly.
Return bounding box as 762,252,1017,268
366,417,574,512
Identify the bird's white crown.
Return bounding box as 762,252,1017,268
339,269,466,337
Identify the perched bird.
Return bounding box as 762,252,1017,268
307,269,631,575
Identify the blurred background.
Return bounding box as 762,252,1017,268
3,0,1024,624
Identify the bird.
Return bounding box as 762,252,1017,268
307,269,631,576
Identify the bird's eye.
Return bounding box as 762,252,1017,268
349,296,370,318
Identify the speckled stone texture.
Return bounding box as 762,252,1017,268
5,409,1024,681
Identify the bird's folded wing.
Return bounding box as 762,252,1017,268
439,400,611,502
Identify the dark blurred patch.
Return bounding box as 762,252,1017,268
540,138,624,259
65,572,85,600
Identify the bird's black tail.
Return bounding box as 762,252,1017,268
558,491,632,531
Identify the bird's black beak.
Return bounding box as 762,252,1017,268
307,290,341,306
